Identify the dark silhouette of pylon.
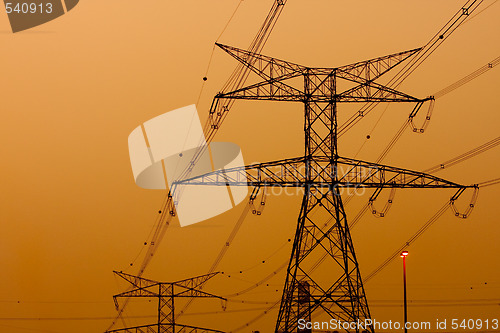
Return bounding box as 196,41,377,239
106,271,225,333
176,44,472,332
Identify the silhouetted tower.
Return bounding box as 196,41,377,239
177,44,472,332
106,271,225,333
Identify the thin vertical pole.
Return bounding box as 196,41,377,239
403,256,408,333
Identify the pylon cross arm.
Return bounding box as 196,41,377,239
174,156,470,189
216,78,304,102
216,43,307,82
173,272,219,290
216,43,422,87
174,286,226,300
336,81,430,103
105,323,156,333
216,77,428,103
112,272,224,300
106,323,225,333
113,270,158,289
334,47,422,82
114,286,159,299
335,157,469,189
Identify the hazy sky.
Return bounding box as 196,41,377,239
1,1,499,332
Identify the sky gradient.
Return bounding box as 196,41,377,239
1,1,499,332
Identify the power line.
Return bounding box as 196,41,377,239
355,54,499,161
478,177,500,187
434,55,500,98
424,136,500,173
0,323,61,333
338,0,484,137
363,202,449,283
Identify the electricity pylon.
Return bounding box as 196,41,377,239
176,44,472,332
107,271,225,333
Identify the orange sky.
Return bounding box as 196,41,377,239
1,1,499,332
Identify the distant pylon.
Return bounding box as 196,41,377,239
106,271,225,333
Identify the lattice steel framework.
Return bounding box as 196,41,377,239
106,272,225,333
175,44,472,332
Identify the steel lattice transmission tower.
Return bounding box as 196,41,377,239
176,44,471,332
106,271,225,333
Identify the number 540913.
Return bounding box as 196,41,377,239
451,319,499,330
5,2,53,14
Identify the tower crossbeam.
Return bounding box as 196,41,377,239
175,156,470,190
